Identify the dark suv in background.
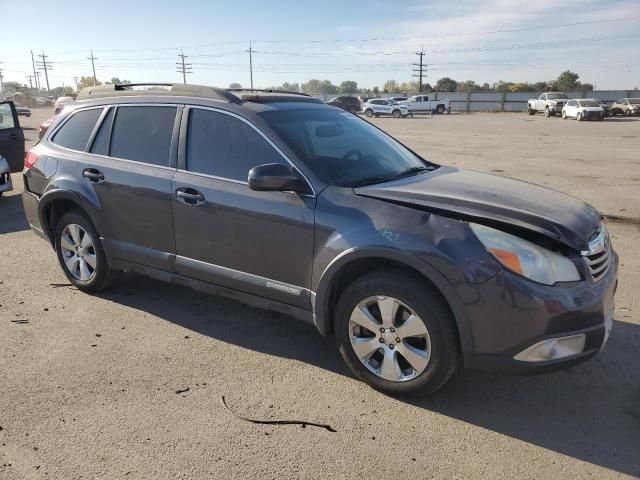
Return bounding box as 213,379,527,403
326,95,361,114
22,83,618,395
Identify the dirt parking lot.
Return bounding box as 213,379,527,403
1,109,639,479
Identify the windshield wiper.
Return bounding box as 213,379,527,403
342,167,431,187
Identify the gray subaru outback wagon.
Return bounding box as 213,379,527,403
22,83,618,395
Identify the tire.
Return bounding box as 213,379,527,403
544,108,550,117
392,109,401,118
334,270,460,396
365,109,373,118
54,210,121,292
349,107,358,114
436,105,445,114
576,112,582,121
562,110,567,119
527,106,536,115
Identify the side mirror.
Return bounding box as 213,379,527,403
248,163,305,193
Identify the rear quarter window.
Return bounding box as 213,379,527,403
52,108,103,151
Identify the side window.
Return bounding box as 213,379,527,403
415,97,422,102
110,106,176,166
0,103,16,130
52,108,103,151
90,107,114,155
187,108,285,182
540,94,546,100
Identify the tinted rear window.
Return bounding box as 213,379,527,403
110,106,176,166
52,108,103,151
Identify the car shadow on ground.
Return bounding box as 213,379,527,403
0,191,30,234
101,273,640,477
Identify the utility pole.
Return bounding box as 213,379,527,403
27,75,33,89
37,52,51,95
31,50,40,90
412,46,427,93
247,41,254,89
176,50,192,84
35,72,42,92
88,50,98,86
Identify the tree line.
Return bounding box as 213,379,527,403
257,70,594,94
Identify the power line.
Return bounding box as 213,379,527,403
176,50,192,84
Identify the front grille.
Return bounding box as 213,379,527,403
556,102,565,108
583,225,611,281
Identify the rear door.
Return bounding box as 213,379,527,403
0,101,25,172
172,106,315,308
50,104,180,270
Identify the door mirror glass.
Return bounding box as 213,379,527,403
248,163,304,192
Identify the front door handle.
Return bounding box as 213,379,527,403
83,168,104,183
176,187,205,205
8,133,18,140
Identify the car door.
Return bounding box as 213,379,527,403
171,106,315,308
536,94,546,111
381,100,393,115
0,101,25,172
53,104,179,270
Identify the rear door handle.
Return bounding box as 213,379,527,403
8,133,18,139
176,188,205,205
83,168,104,183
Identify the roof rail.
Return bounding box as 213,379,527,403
76,83,241,104
227,88,311,97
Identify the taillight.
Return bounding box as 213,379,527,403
24,150,40,171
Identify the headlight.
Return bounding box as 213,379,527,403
469,223,580,285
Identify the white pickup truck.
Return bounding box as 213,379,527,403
397,95,450,114
527,92,569,117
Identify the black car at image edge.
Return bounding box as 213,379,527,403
21,83,618,395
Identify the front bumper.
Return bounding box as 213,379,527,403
462,249,618,374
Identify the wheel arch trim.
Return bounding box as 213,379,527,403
38,188,102,243
312,247,474,352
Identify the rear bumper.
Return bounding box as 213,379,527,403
22,189,47,240
461,250,618,375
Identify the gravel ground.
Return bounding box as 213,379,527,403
1,109,639,479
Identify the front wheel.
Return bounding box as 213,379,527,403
576,112,582,121
562,110,567,119
392,109,401,118
365,109,373,117
544,108,550,117
335,271,460,396
55,210,121,292
527,106,536,115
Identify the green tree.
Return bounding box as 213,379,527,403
302,79,337,94
105,78,131,85
556,70,580,91
372,86,380,95
339,80,358,93
435,77,458,92
383,80,399,93
78,76,103,89
229,82,242,89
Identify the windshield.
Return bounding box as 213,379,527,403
580,100,599,107
548,93,568,99
629,98,640,104
260,109,434,186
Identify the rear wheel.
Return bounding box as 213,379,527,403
54,210,121,292
365,109,373,118
392,109,401,118
562,110,567,119
335,270,460,396
436,104,445,114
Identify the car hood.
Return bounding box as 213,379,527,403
355,166,601,251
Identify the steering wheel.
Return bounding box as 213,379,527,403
342,149,363,162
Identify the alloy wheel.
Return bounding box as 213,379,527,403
349,296,431,382
60,224,97,281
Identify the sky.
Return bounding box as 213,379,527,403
1,0,639,91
